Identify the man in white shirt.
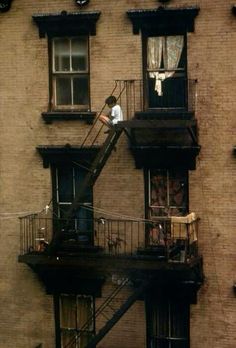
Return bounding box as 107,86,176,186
99,95,123,129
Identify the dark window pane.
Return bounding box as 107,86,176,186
56,77,72,105
57,167,73,202
73,77,89,105
55,166,93,240
58,205,72,221
156,301,169,337
74,167,92,202
157,340,169,348
147,297,189,348
148,77,186,108
150,337,169,348
74,207,93,240
171,341,188,348
170,302,189,338
147,35,186,109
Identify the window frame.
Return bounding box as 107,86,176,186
54,294,95,348
51,163,94,244
146,294,190,348
145,169,189,219
142,33,188,110
49,36,90,111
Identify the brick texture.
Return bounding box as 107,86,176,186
0,1,236,347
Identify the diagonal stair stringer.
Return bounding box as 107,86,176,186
84,280,149,348
66,127,123,219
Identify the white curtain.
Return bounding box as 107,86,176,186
147,36,184,96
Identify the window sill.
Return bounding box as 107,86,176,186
42,111,96,124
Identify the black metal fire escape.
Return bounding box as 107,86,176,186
63,80,139,220
65,278,148,348
66,126,123,219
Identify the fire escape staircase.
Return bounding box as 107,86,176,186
65,278,149,348
67,126,123,218
47,82,131,253
66,81,133,219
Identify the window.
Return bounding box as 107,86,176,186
60,294,94,348
33,11,101,116
51,36,89,110
148,169,188,217
53,164,93,243
146,296,190,348
145,35,187,109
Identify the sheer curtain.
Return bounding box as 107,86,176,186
147,36,184,96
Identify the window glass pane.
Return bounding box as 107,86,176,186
168,170,187,216
170,302,189,338
57,166,73,202
171,341,188,348
77,296,93,328
60,295,77,328
74,167,92,202
56,77,72,105
80,332,93,347
60,295,94,348
58,204,72,222
55,166,94,239
156,301,169,337
149,170,187,217
54,38,70,72
73,77,89,105
61,330,75,348
147,297,189,348
150,170,167,216
156,339,169,348
147,36,184,72
147,35,186,108
71,37,88,71
148,77,186,108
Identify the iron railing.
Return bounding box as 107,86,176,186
19,214,199,262
113,78,197,119
79,78,196,149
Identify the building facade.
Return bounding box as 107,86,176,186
0,0,236,347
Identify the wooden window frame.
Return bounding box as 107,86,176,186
145,169,189,219
54,294,95,348
49,36,90,111
51,163,94,244
142,34,188,110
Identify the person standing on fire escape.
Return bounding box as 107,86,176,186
99,95,123,132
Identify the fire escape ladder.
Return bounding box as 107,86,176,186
84,280,148,348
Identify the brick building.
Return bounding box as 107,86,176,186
0,0,236,347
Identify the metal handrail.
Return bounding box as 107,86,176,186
19,215,199,261
79,79,144,149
